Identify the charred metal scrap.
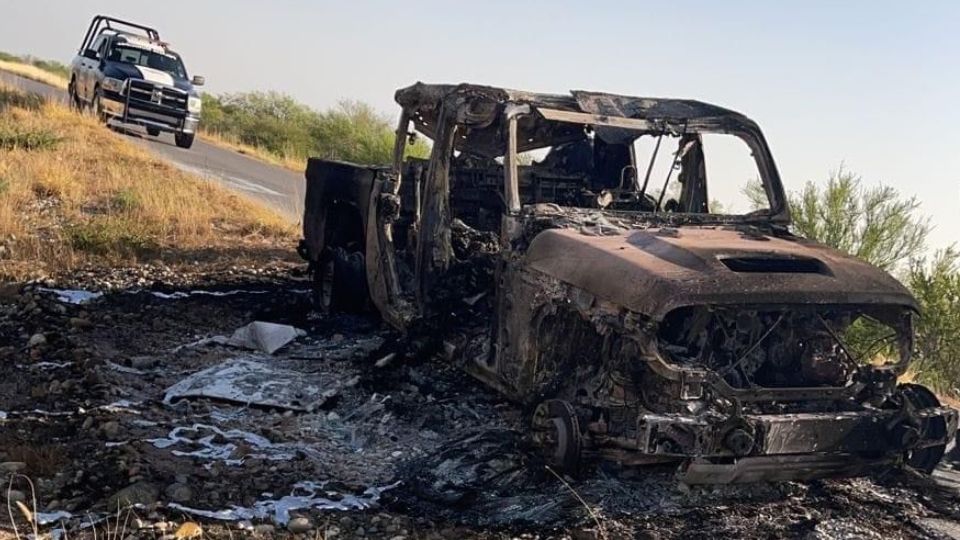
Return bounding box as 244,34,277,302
299,82,958,483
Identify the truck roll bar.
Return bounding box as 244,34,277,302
78,15,161,53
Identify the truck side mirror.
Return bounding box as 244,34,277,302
82,49,99,60
191,75,205,86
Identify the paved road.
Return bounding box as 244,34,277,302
0,70,304,221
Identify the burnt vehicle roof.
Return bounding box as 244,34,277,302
394,82,763,158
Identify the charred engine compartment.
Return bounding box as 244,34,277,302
657,306,868,390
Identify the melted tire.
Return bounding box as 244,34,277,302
901,383,947,474
329,248,368,314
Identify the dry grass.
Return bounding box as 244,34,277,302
0,83,297,281
0,61,68,90
199,129,306,172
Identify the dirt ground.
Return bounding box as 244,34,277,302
2,262,960,539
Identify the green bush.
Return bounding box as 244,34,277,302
110,188,140,212
200,92,430,165
66,221,156,256
908,248,960,393
0,88,45,111
0,126,60,151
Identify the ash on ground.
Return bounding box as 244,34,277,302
2,263,960,539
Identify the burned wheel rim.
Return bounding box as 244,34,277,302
531,399,581,474
901,383,947,474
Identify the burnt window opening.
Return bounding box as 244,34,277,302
657,306,908,390
719,256,830,275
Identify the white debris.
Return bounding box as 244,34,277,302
36,510,73,525
171,335,231,353
149,289,269,300
167,481,398,525
172,322,304,355
226,321,304,354
22,361,73,370
38,288,103,304
163,357,338,412
148,423,297,465
99,400,141,414
104,361,146,375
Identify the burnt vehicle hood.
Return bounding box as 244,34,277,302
524,226,917,319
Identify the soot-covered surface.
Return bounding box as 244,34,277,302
1,264,960,539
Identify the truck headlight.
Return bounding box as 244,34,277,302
102,77,124,93
187,96,202,113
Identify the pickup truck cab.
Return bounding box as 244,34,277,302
69,15,204,149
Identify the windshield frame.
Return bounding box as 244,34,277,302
108,42,188,79
503,106,790,225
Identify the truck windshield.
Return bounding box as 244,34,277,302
108,45,186,79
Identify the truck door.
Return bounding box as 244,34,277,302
78,35,104,100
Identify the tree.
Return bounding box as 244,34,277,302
199,93,430,165
744,166,951,382
908,248,960,392
745,166,930,271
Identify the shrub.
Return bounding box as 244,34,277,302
0,88,45,111
110,188,140,212
0,126,60,151
66,221,157,256
200,92,430,166
908,248,960,393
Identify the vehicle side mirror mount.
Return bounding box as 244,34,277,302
191,75,205,86
82,49,99,60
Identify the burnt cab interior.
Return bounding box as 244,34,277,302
396,130,715,239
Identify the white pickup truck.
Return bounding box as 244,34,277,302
68,15,204,149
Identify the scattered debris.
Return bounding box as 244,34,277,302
225,321,304,354
38,287,103,304
149,289,270,300
163,357,338,411
3,266,960,539
149,423,299,465
168,481,397,525
172,321,305,354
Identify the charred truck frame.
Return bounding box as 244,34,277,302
300,83,957,483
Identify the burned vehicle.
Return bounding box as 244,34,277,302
299,83,957,483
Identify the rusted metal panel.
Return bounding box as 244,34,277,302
524,226,918,320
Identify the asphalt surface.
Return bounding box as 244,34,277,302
0,70,304,221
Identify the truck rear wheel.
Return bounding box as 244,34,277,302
329,248,368,313
175,132,194,149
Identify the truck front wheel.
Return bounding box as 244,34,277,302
68,79,83,112
174,132,195,149
91,88,107,124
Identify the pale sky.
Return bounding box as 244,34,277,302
2,1,957,250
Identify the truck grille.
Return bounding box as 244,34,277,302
126,79,188,112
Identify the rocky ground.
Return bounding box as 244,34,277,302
2,262,960,539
